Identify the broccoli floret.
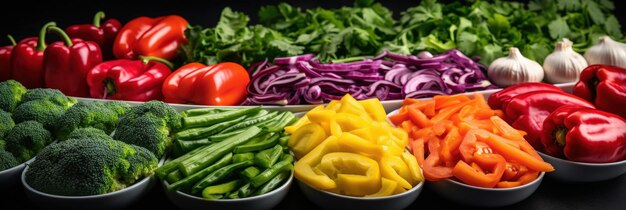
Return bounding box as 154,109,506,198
0,80,27,112
4,121,53,162
0,139,5,150
0,149,19,171
101,101,131,117
55,101,125,140
113,101,181,158
20,88,76,107
0,110,13,138
114,114,170,158
25,138,158,196
67,127,113,142
12,99,69,130
126,144,160,181
122,100,182,130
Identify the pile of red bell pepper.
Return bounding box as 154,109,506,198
488,69,626,163
0,12,249,105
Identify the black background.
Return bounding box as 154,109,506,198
0,0,625,44
2,1,626,210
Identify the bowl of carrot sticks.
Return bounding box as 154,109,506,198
388,94,554,207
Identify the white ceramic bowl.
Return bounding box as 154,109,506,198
428,172,544,207
21,157,164,210
21,165,156,210
297,179,424,210
162,170,293,210
0,159,32,191
538,152,626,182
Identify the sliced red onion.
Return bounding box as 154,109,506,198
321,73,342,79
406,90,447,98
274,54,314,66
310,77,355,85
295,62,322,78
248,59,269,75
246,49,497,105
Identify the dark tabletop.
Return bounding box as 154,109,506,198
2,1,626,209
4,173,625,210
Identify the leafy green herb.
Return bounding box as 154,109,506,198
182,0,625,67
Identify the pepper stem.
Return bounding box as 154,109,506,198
36,22,56,51
47,26,74,47
103,78,116,98
93,11,105,27
140,55,174,69
589,77,599,100
554,127,567,147
7,35,16,46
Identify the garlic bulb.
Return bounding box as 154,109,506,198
543,39,588,83
584,36,626,68
487,47,544,87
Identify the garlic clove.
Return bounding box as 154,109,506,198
584,36,626,69
543,39,588,83
488,47,544,87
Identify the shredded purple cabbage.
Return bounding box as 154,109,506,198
243,50,498,105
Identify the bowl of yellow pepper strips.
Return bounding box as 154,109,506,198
286,94,424,210
388,94,553,207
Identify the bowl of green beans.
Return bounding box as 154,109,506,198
161,166,293,210
158,107,297,210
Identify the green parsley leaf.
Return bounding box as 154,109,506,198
548,17,572,39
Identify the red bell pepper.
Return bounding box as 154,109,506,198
43,26,102,97
162,62,250,106
86,57,172,101
541,105,626,163
487,82,563,111
504,91,595,151
573,65,626,120
0,35,17,81
65,11,121,60
11,22,56,88
113,15,187,60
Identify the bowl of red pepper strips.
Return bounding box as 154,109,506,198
388,93,556,207
428,172,545,207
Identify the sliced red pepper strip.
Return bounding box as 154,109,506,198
452,153,506,188
423,137,453,181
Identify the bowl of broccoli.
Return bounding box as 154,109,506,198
1,109,54,190
20,128,162,210
0,151,32,191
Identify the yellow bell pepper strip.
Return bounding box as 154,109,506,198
288,123,326,159
291,94,421,197
294,136,341,190
379,155,413,190
329,113,368,137
358,98,387,121
402,151,423,185
336,133,384,159
365,178,398,197
284,105,323,134
337,94,369,119
325,99,342,111
319,152,381,196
